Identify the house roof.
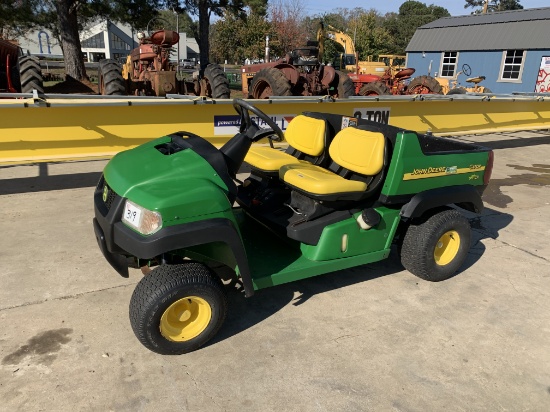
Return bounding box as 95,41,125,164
406,7,550,52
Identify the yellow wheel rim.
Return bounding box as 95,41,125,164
434,230,460,266
160,296,212,342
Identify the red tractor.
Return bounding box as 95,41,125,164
241,41,354,99
0,38,44,94
354,67,443,96
98,30,229,98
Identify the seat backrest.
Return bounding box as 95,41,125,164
285,114,328,158
328,127,386,176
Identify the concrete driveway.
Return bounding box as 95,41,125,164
1,130,549,411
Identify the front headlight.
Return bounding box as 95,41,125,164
122,199,162,235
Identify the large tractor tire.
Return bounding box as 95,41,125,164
358,81,390,96
400,208,471,282
98,59,126,95
18,55,44,94
249,67,292,99
407,75,443,95
129,262,227,355
331,70,354,98
203,64,230,99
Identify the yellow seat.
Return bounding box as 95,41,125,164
280,127,386,197
281,163,368,194
244,114,328,172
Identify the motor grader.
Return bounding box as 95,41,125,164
98,29,229,98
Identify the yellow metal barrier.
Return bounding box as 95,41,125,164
1,94,550,165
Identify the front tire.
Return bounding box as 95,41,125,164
203,64,230,98
249,67,292,99
98,59,126,95
400,209,471,281
129,262,227,355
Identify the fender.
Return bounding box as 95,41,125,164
399,185,484,219
113,217,254,297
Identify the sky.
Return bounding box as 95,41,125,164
301,0,550,17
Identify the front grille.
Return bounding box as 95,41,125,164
102,182,117,210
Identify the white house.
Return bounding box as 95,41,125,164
16,20,199,63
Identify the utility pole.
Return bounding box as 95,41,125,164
173,9,180,63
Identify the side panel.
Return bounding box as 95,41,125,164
300,207,401,261
382,131,490,198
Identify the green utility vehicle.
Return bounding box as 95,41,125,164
93,99,494,355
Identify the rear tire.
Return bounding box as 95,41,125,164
203,64,230,98
359,81,390,96
18,55,44,94
129,262,227,355
331,70,354,98
250,67,292,99
400,209,471,281
98,59,126,95
407,75,443,95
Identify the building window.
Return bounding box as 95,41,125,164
440,51,458,77
81,33,105,49
111,33,130,51
500,50,525,81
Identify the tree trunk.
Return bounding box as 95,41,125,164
56,0,88,81
198,1,210,72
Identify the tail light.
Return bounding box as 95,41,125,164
484,150,494,185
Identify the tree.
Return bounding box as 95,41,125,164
171,0,267,70
268,0,308,58
464,0,523,14
0,0,41,39
347,9,393,60
383,1,450,54
210,11,271,64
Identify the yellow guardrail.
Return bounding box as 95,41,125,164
1,93,550,165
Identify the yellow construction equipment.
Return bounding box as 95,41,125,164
1,94,550,165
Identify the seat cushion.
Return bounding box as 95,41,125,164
245,147,302,172
280,163,367,195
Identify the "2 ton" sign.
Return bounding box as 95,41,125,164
352,107,391,124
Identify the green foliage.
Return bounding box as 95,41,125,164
0,0,42,38
348,10,393,60
383,1,450,54
464,0,523,14
210,11,271,63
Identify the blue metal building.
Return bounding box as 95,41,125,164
406,7,550,93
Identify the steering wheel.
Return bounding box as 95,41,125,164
232,99,285,145
462,64,472,77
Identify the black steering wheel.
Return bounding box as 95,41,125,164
232,99,285,145
462,64,472,77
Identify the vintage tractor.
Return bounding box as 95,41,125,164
98,29,229,98
440,64,492,95
241,41,354,99
355,66,443,96
0,38,44,94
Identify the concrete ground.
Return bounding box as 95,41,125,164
1,130,549,411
